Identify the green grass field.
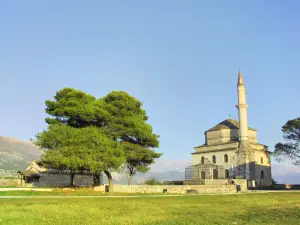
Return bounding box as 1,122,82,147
1,192,300,225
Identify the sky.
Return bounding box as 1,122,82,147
0,1,299,163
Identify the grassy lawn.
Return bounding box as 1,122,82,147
1,193,300,225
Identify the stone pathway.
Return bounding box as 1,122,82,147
0,195,185,199
0,190,299,198
245,190,300,193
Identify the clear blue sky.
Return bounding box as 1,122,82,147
0,1,299,161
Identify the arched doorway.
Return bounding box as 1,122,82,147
201,171,205,179
213,169,218,179
225,169,229,178
260,170,265,188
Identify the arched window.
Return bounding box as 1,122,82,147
212,155,216,164
261,157,263,164
225,169,229,178
224,154,228,163
213,169,218,179
201,156,204,164
201,171,205,179
261,170,264,179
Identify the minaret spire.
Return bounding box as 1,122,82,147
237,71,244,86
236,71,248,141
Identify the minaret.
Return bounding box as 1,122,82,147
235,71,252,180
236,72,248,141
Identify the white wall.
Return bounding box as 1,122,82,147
192,149,237,170
192,148,272,186
254,151,271,166
253,151,272,187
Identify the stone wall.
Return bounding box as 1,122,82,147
73,174,94,187
94,184,240,194
204,178,247,185
0,178,22,187
203,179,229,185
35,174,71,187
232,179,248,192
206,130,222,145
29,174,94,187
168,179,248,192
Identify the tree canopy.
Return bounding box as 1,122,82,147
273,117,300,166
34,124,124,186
33,88,161,187
45,88,109,128
102,91,161,184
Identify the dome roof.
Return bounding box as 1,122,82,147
206,119,256,132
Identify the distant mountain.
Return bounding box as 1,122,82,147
273,173,300,184
103,170,185,185
271,164,300,184
0,136,41,176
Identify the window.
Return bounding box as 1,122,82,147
213,169,218,179
201,171,205,179
201,156,204,164
261,157,263,164
224,154,228,163
212,155,216,164
225,169,229,178
261,170,264,179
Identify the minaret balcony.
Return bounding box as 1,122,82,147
236,104,248,109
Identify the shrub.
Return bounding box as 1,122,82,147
271,178,278,185
144,177,162,185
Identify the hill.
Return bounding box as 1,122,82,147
0,136,41,176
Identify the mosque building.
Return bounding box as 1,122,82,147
186,72,272,187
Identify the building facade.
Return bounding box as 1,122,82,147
21,161,103,187
186,72,272,187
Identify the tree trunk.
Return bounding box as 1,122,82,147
104,170,113,192
128,174,133,185
93,173,104,186
93,174,100,186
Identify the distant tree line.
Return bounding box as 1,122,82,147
32,88,162,191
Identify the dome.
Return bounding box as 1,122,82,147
206,119,256,132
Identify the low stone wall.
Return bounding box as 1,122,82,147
0,188,53,192
203,179,229,185
232,179,248,192
94,184,240,194
184,179,248,192
94,185,106,192
0,178,22,187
